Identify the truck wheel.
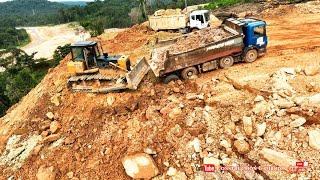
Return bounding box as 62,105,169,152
219,56,234,68
163,74,179,84
181,67,198,80
244,49,258,63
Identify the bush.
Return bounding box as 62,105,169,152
205,0,247,10
53,44,71,66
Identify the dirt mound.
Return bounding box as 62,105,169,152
101,22,154,59
154,9,182,16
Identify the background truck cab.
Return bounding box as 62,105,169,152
189,10,210,30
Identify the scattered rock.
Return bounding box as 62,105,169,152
293,96,307,106
260,148,297,169
66,171,74,179
107,96,116,106
144,148,157,155
36,166,56,180
41,131,49,137
254,95,265,102
50,94,60,106
145,106,161,121
206,137,214,145
173,87,180,93
308,93,320,105
42,134,60,144
304,65,319,76
172,171,187,180
163,162,170,167
242,116,253,136
168,107,182,119
186,93,204,100
191,138,202,153
308,129,320,150
64,137,75,145
185,116,194,127
290,117,306,128
273,98,295,109
33,145,43,155
252,101,269,116
256,122,267,137
40,120,51,131
234,140,250,154
220,139,231,149
50,121,61,134
167,167,177,176
46,112,54,120
203,157,221,168
122,153,159,179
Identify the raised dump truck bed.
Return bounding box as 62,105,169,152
150,25,243,78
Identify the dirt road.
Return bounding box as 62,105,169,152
21,24,90,59
0,2,320,179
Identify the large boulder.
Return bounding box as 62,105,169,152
304,65,319,76
242,116,253,136
308,129,320,150
260,148,297,169
122,153,159,179
234,140,250,154
308,93,320,105
36,166,56,180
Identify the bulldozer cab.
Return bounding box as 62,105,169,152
71,41,101,68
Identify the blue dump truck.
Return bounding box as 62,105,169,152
150,17,268,83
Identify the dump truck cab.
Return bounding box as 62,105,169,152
68,41,131,74
240,18,268,54
223,18,267,63
189,10,210,30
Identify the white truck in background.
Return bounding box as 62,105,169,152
148,10,210,33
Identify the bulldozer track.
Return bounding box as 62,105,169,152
67,74,117,83
67,73,125,93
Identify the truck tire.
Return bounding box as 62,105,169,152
163,74,179,84
244,49,258,63
181,67,198,80
219,56,234,68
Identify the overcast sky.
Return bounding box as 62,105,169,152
0,0,95,2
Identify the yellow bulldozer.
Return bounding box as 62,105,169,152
67,41,150,93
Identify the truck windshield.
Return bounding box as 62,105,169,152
254,26,266,36
72,47,84,61
204,13,210,22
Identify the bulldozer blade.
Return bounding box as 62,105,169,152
126,57,150,90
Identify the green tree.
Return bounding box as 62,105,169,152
53,44,71,65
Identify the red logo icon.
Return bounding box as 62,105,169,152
203,164,215,172
296,161,308,168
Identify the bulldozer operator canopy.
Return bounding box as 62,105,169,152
71,41,101,61
71,41,97,47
